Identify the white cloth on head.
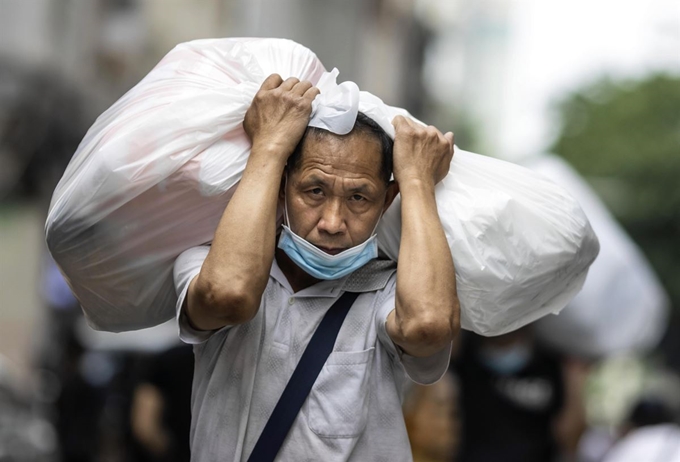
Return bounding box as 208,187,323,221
309,68,413,138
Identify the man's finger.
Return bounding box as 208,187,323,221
292,80,313,96
402,117,420,129
302,86,321,102
261,73,283,90
279,77,301,91
444,132,454,147
392,115,407,129
428,125,444,138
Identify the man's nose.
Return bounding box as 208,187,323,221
317,199,347,236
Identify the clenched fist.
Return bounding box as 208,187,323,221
391,116,454,186
244,74,320,162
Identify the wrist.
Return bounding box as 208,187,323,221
251,139,295,160
247,143,290,170
396,175,436,193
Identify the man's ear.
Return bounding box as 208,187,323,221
383,181,399,213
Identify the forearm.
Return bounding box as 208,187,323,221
193,147,286,325
131,384,170,457
391,178,459,356
554,359,589,457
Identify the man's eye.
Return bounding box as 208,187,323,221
350,194,365,201
309,188,323,196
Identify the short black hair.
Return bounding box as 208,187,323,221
287,112,393,185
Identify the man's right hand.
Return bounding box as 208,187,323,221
243,74,320,161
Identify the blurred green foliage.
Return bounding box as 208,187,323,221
552,75,680,223
551,74,680,366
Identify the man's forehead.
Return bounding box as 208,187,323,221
300,170,376,193
299,131,382,167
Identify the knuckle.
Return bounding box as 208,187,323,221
294,98,308,110
401,122,414,133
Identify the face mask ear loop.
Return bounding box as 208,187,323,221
370,211,383,237
370,188,393,237
283,174,291,228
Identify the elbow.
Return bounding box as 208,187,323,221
399,319,456,358
193,277,260,325
402,319,453,352
397,301,460,357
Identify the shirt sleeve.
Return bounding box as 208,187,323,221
375,282,452,385
173,245,228,344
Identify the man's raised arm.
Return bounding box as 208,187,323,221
184,74,319,331
386,116,460,358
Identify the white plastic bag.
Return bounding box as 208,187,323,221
526,155,669,357
378,150,599,335
46,38,327,331
46,38,599,334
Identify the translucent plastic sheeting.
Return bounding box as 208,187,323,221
46,38,599,334
527,155,669,358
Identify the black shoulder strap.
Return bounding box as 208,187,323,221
247,291,360,462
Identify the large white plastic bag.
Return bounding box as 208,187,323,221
46,38,327,331
526,155,669,357
377,150,600,336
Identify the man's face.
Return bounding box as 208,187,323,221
285,132,396,255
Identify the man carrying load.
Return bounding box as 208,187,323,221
174,73,459,461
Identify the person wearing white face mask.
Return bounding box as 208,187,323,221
172,74,459,462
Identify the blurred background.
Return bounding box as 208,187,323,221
0,0,678,461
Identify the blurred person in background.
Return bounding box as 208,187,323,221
403,373,460,462
602,397,680,462
450,327,588,462
130,344,194,462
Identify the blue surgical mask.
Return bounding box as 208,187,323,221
277,180,380,280
479,344,532,375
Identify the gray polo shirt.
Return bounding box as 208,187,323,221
174,246,451,462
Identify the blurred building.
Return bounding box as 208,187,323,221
0,0,430,110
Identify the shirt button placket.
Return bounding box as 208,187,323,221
288,297,295,306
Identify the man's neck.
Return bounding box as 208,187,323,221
275,248,321,293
